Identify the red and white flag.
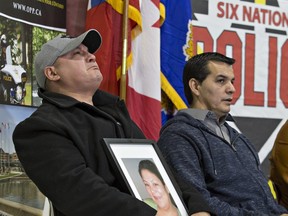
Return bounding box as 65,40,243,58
126,0,162,140
85,0,162,140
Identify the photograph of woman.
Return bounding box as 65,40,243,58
138,159,180,216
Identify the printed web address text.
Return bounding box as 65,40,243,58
12,2,42,16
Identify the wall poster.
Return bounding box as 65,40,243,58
0,0,65,215
189,0,288,176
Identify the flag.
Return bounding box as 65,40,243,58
86,0,140,95
160,0,192,124
86,0,162,140
126,0,163,140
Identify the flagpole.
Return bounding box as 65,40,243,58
120,0,129,100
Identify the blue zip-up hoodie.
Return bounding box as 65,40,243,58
157,110,287,216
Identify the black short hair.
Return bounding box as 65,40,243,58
183,52,235,105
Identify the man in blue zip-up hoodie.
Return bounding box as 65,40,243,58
157,52,288,216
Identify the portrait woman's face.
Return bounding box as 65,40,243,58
140,169,171,209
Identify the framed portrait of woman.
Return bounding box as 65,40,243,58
101,138,189,216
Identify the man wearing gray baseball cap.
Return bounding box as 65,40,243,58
34,29,102,90
12,29,156,216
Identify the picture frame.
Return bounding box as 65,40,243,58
101,138,189,216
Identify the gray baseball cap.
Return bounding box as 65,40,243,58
34,29,102,89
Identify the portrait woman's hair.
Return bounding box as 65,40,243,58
138,159,165,184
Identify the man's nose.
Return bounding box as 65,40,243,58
227,82,235,94
87,52,96,62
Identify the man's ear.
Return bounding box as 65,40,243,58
188,78,200,96
44,66,60,81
